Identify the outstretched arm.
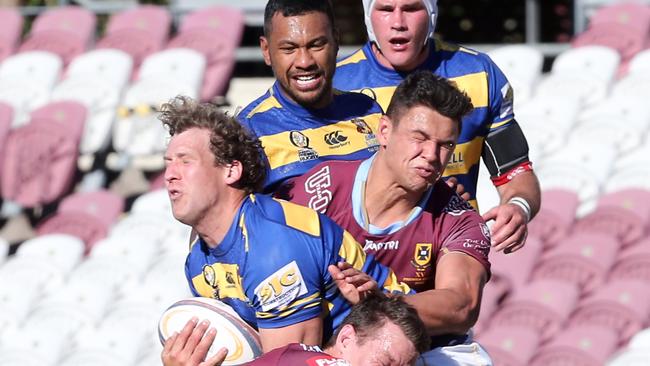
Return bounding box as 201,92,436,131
403,253,487,335
483,170,541,253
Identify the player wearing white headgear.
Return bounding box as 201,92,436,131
335,0,540,272
334,1,541,365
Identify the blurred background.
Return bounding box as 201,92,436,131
1,1,650,365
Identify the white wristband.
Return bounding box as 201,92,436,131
508,197,531,223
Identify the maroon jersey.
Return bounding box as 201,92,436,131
244,344,349,366
277,158,491,293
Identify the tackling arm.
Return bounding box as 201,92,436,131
403,253,487,335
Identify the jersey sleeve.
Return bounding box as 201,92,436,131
184,255,201,297
437,195,492,277
485,54,516,132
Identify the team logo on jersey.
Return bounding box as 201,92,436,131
412,243,433,268
351,118,379,151
305,166,333,213
324,130,350,148
202,264,219,298
479,223,491,241
255,261,308,312
290,130,319,162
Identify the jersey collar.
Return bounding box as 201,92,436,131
351,155,433,235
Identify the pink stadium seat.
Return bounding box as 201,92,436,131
168,31,237,100
30,6,96,45
179,6,245,50
58,190,125,228
105,6,170,47
490,236,543,291
530,232,621,296
96,28,161,71
530,325,619,366
36,211,108,253
609,238,650,282
474,276,510,335
0,102,86,207
589,3,650,34
572,23,646,65
0,8,23,62
20,7,96,66
0,102,11,177
569,279,650,344
527,189,578,249
573,189,650,247
489,279,580,342
477,325,541,366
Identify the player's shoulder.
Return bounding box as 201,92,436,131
430,180,477,216
237,88,281,125
248,194,330,239
332,89,384,116
434,38,498,71
336,45,369,69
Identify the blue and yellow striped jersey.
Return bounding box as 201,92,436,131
185,194,411,340
334,40,516,208
237,82,383,192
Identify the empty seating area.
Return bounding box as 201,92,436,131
0,1,649,365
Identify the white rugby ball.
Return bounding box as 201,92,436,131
158,297,263,365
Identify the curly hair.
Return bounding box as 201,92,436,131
159,96,266,194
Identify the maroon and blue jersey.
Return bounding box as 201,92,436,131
277,157,491,293
244,344,348,366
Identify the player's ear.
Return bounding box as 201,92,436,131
224,161,244,185
260,36,272,67
376,115,393,147
336,324,357,350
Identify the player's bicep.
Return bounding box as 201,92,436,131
435,252,487,303
257,317,323,352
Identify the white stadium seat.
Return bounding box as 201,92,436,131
551,45,620,83
0,325,68,366
66,49,133,91
627,49,650,76
0,51,62,89
139,48,206,95
16,234,85,274
488,44,544,106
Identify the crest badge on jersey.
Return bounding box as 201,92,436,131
202,264,219,299
351,118,379,151
412,243,433,268
290,130,319,162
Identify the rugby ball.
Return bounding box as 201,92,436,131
158,297,263,365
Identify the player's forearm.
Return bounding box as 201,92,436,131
403,288,480,336
497,170,541,220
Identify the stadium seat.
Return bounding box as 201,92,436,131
36,211,110,252
530,232,620,295
477,325,541,366
0,237,8,267
0,277,39,329
19,7,96,66
0,255,66,296
628,49,650,75
97,6,170,73
0,325,68,366
226,77,275,109
490,236,543,290
16,234,85,274
0,102,12,171
0,51,63,127
488,45,544,106
572,23,646,66
578,95,650,129
530,325,619,366
552,45,621,83
608,239,650,282
527,189,578,248
89,234,158,275
612,74,650,100
0,8,23,62
474,276,510,335
130,188,172,215
569,279,650,344
628,327,650,350
169,5,244,101
607,348,650,366
516,95,581,156
58,190,124,227
111,78,197,171
488,279,580,342
62,325,146,366
70,256,143,293
66,49,134,90
138,48,207,94
574,189,650,246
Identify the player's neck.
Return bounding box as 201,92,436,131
194,191,248,248
364,156,423,227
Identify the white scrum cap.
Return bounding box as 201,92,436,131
363,0,438,49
